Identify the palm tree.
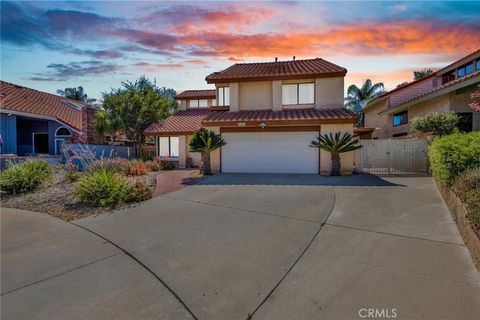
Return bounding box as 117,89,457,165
189,129,226,175
310,132,362,176
93,110,123,145
344,79,386,112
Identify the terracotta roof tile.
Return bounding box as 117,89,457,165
0,80,85,130
206,58,347,83
144,109,215,135
203,107,355,123
175,89,216,100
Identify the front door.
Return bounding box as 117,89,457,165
33,133,49,154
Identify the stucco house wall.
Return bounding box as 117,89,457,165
217,76,345,112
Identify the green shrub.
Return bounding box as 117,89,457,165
76,170,133,207
0,160,52,195
428,132,480,186
65,170,83,182
452,168,480,229
87,158,130,175
128,182,152,202
160,161,176,170
411,112,459,135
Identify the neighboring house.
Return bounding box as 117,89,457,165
0,80,100,156
145,57,356,174
363,49,480,138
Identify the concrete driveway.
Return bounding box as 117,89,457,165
2,174,479,320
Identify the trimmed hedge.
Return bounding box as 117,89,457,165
452,168,480,229
428,132,480,186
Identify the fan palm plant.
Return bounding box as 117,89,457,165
310,132,362,176
344,79,386,112
189,129,226,175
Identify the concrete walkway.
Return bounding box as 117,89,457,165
2,174,479,320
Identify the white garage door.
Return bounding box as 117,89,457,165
221,131,319,174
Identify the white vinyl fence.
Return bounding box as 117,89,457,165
355,139,429,175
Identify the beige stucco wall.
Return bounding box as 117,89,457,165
238,81,272,110
216,76,344,112
319,123,354,175
315,77,344,108
364,100,390,139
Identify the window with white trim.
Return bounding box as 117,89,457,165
217,87,230,106
157,136,179,157
189,99,208,108
282,83,314,105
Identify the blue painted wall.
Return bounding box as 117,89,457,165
48,121,65,155
16,117,49,155
0,113,17,154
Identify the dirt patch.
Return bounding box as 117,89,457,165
1,167,159,221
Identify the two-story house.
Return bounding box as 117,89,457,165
145,57,356,174
363,49,480,138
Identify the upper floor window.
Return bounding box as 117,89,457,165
457,62,474,78
282,83,314,105
476,60,480,71
190,99,208,108
217,87,230,106
442,71,455,84
393,110,408,127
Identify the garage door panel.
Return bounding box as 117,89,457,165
222,132,318,174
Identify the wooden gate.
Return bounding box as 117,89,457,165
355,139,429,175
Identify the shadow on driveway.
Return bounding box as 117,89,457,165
199,173,405,187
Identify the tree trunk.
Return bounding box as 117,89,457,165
331,153,341,176
202,152,212,175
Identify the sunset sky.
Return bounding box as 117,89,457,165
2,1,479,100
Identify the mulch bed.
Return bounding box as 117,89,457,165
1,167,159,221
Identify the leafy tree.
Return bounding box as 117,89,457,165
57,86,95,104
411,112,459,135
310,132,362,176
189,129,226,175
93,110,123,145
469,85,480,112
101,76,176,154
345,79,386,112
413,68,433,80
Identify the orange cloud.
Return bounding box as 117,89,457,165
347,69,419,92
177,20,479,59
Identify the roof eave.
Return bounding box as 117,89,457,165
205,72,347,84
202,117,356,127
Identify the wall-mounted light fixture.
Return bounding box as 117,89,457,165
259,122,267,128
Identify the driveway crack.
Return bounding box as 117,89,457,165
246,187,337,320
70,221,199,320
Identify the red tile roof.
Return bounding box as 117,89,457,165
144,109,215,136
203,107,355,124
206,58,347,83
389,71,480,109
175,89,216,100
0,80,85,130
